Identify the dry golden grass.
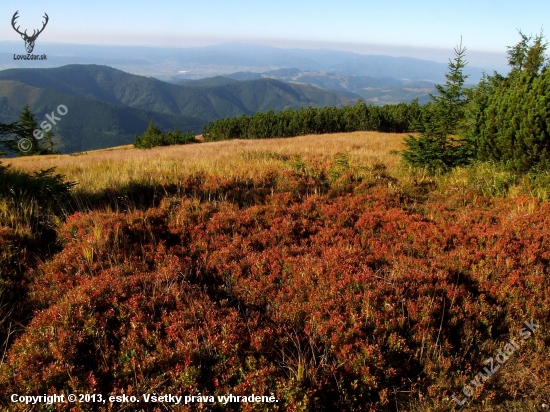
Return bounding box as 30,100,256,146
6,131,550,202
5,131,408,193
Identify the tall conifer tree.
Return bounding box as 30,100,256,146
5,105,58,156
402,39,472,172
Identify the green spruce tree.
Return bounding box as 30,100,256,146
134,121,162,149
15,104,41,155
506,30,547,79
402,38,472,172
4,105,58,156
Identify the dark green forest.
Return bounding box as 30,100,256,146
202,100,423,141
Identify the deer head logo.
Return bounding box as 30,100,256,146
11,11,49,54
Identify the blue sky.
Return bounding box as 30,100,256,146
0,0,548,64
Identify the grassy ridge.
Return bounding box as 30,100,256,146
1,132,550,411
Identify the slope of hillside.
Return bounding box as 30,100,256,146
0,65,357,121
0,80,205,153
0,65,359,153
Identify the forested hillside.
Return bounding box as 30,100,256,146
0,80,205,153
0,65,358,153
0,65,356,119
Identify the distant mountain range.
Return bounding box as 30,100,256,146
180,68,436,105
0,65,356,153
0,42,491,83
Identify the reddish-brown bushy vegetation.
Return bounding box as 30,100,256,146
1,151,550,411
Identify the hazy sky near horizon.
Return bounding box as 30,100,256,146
0,0,548,65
